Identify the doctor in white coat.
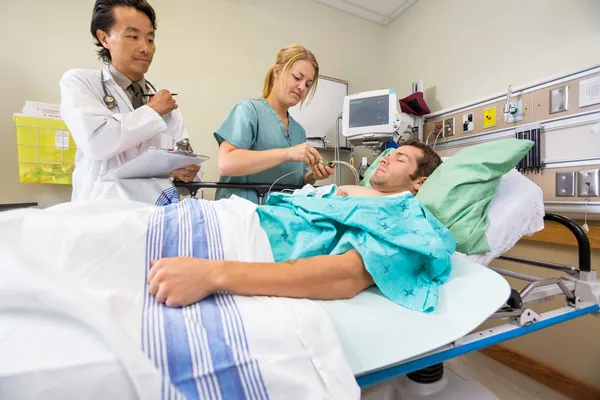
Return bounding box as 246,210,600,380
60,0,200,205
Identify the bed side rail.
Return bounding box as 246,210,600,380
492,213,596,325
174,182,304,204
0,202,38,212
498,213,591,273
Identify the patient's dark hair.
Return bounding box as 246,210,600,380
403,139,442,180
91,0,157,63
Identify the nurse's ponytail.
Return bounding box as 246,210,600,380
262,66,275,98
261,44,319,107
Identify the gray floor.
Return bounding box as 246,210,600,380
447,352,568,400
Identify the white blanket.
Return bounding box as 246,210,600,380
0,197,359,399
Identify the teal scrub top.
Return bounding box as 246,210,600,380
214,98,308,204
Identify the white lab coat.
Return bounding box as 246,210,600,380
59,64,188,204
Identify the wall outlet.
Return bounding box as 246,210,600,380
443,118,455,137
577,169,600,197
462,112,474,133
550,85,569,114
432,120,444,138
505,99,523,123
555,172,576,197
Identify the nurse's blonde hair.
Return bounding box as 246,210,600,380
261,44,319,107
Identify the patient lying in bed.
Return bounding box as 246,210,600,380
0,140,451,399
149,140,453,313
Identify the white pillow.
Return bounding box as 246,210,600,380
464,169,545,265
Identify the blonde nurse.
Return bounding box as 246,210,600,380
214,44,334,203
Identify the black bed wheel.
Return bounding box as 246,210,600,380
507,288,523,309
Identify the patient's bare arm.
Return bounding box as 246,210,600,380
147,250,374,307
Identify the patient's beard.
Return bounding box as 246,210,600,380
370,174,413,195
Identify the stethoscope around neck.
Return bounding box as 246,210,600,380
101,68,158,109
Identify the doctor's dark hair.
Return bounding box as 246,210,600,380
91,0,157,63
402,139,442,180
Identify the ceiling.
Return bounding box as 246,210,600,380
310,0,419,26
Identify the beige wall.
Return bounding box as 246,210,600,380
4,0,599,205
384,0,600,112
383,0,600,389
0,0,386,207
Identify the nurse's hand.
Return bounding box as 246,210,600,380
170,164,200,183
310,163,334,181
304,163,334,184
147,90,178,115
287,143,322,166
148,257,218,307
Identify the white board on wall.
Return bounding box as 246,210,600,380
289,76,348,148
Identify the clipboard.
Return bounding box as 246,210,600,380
100,147,209,181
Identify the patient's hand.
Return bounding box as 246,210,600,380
337,185,385,197
148,257,218,307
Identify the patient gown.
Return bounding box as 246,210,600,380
255,191,456,313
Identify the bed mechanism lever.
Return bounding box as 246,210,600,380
519,278,577,305
492,278,581,326
521,278,582,310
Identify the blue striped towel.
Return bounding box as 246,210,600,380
142,199,269,400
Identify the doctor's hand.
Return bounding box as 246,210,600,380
148,257,219,307
147,89,178,115
170,164,200,183
286,143,322,166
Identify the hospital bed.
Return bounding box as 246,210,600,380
1,172,598,400
178,169,599,399
347,172,598,398
340,213,598,395
349,170,598,398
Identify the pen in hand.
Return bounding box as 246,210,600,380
142,93,178,97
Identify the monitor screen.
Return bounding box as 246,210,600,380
348,95,389,128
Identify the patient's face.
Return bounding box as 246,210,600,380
369,146,424,194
